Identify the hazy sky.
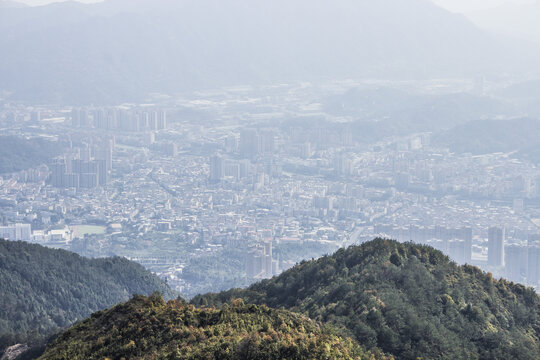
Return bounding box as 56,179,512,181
18,0,102,5
17,0,537,12
432,0,536,12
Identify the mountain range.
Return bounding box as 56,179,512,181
1,0,539,104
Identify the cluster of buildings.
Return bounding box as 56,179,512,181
0,223,72,248
503,234,540,286
71,107,167,132
49,137,114,189
246,241,278,278
0,223,31,241
374,223,540,288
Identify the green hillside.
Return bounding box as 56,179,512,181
39,294,390,360
192,239,540,360
0,136,63,174
0,239,176,353
432,118,540,156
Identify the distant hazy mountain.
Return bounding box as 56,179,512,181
1,0,539,104
466,1,540,45
0,136,64,174
324,87,513,133
496,80,540,117
433,118,540,155
433,117,540,165
500,79,540,100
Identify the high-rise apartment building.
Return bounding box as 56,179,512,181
505,244,527,283
30,111,41,123
528,234,540,286
246,241,277,278
210,155,224,182
157,110,167,130
0,224,32,241
488,227,505,267
240,129,259,158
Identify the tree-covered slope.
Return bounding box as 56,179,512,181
192,239,540,360
39,294,390,360
0,239,176,351
432,118,540,156
0,136,63,174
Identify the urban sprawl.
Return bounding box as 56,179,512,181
1,82,540,296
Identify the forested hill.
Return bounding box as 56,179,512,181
0,136,63,174
0,239,176,354
39,294,391,360
193,239,540,360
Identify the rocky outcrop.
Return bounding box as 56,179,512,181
1,344,28,360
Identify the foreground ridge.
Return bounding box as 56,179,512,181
0,239,176,355
39,294,390,360
193,238,540,360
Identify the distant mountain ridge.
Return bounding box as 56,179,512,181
324,87,514,134
193,239,540,360
0,136,63,174
433,118,540,156
1,0,539,104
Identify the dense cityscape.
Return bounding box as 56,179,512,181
1,81,540,297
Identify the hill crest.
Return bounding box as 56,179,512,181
39,293,391,360
193,238,540,360
0,239,176,355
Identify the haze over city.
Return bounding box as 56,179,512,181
1,0,540,359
